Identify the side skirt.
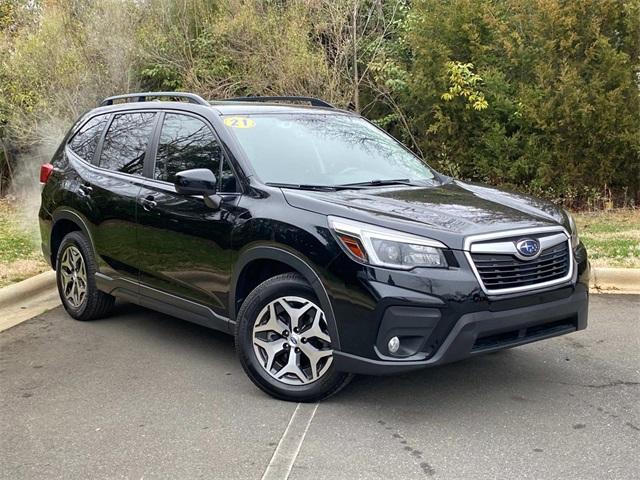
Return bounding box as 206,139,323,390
95,272,233,334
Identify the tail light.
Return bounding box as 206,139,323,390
40,163,54,183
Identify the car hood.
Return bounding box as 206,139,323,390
282,180,569,250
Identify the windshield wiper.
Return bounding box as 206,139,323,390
338,178,417,188
267,179,427,191
266,182,340,191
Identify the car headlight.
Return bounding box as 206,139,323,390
328,216,448,269
565,210,580,249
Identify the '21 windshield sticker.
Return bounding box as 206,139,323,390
224,117,255,129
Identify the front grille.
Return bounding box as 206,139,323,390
471,241,570,291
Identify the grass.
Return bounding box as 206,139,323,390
573,209,640,268
0,199,49,287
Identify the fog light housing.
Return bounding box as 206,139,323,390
388,336,400,354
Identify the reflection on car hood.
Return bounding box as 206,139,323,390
282,180,568,249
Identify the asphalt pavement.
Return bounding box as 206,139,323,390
1,294,638,480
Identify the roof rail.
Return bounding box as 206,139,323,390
223,96,334,108
100,92,209,107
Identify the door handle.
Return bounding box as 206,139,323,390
78,183,93,197
141,195,157,211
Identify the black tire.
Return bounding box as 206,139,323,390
235,273,352,402
55,231,115,321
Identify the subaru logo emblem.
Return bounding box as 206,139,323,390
516,238,540,258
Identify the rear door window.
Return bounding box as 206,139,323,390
99,112,157,175
68,115,109,163
154,113,223,184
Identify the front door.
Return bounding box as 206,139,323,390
135,112,241,321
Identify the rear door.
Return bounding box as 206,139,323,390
135,111,241,322
89,111,159,283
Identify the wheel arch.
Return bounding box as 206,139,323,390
231,246,341,351
50,209,95,269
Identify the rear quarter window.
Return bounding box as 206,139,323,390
68,115,109,163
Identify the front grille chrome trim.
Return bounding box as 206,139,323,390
470,232,567,257
464,226,574,296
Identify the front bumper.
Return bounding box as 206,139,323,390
333,283,588,375
327,241,590,375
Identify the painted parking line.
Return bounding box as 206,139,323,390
261,402,319,480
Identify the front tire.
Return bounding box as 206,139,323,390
235,273,352,402
56,231,115,321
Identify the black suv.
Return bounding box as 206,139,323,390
39,92,589,401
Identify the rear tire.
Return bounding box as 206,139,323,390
56,231,115,321
235,273,352,402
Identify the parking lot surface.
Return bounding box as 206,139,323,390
1,294,638,480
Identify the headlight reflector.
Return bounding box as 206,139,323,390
329,216,447,269
371,239,445,267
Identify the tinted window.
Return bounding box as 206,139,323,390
217,159,237,192
69,115,108,163
155,114,222,184
99,112,156,175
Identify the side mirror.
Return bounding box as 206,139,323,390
174,168,217,196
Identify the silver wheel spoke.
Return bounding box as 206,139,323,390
64,279,74,298
71,249,82,270
254,302,287,334
300,342,332,380
78,257,86,278
76,257,87,301
61,250,73,274
275,298,300,330
277,298,314,331
77,285,86,303
73,283,80,306
254,337,287,372
61,271,73,289
304,309,331,344
277,351,307,383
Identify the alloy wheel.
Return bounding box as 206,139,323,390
252,296,333,385
59,245,87,308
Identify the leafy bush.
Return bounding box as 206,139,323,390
392,0,640,208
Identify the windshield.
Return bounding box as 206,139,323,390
222,113,435,186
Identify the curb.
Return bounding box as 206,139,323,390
0,270,56,308
590,267,640,295
0,270,59,333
